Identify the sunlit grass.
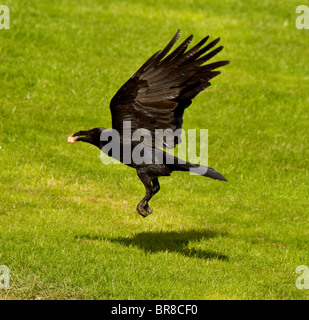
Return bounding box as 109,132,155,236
0,0,308,299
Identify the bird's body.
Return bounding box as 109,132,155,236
68,30,229,217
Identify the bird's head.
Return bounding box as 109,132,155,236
68,128,105,149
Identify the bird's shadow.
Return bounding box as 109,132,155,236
76,229,229,261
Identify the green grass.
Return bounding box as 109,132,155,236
0,0,308,300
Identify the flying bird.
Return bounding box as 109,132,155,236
68,30,229,217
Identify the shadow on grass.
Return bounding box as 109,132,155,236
76,229,229,261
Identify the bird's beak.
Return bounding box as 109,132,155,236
68,135,79,143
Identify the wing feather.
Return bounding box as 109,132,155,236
110,30,229,148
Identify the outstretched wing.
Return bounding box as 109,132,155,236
110,30,229,148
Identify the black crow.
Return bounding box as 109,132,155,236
68,30,229,217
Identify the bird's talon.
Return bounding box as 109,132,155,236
146,205,153,214
137,202,152,217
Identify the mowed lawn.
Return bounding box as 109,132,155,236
0,0,308,300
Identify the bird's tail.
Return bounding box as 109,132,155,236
171,161,227,182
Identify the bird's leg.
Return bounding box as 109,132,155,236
136,171,154,217
137,196,153,217
152,177,160,195
137,178,160,217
